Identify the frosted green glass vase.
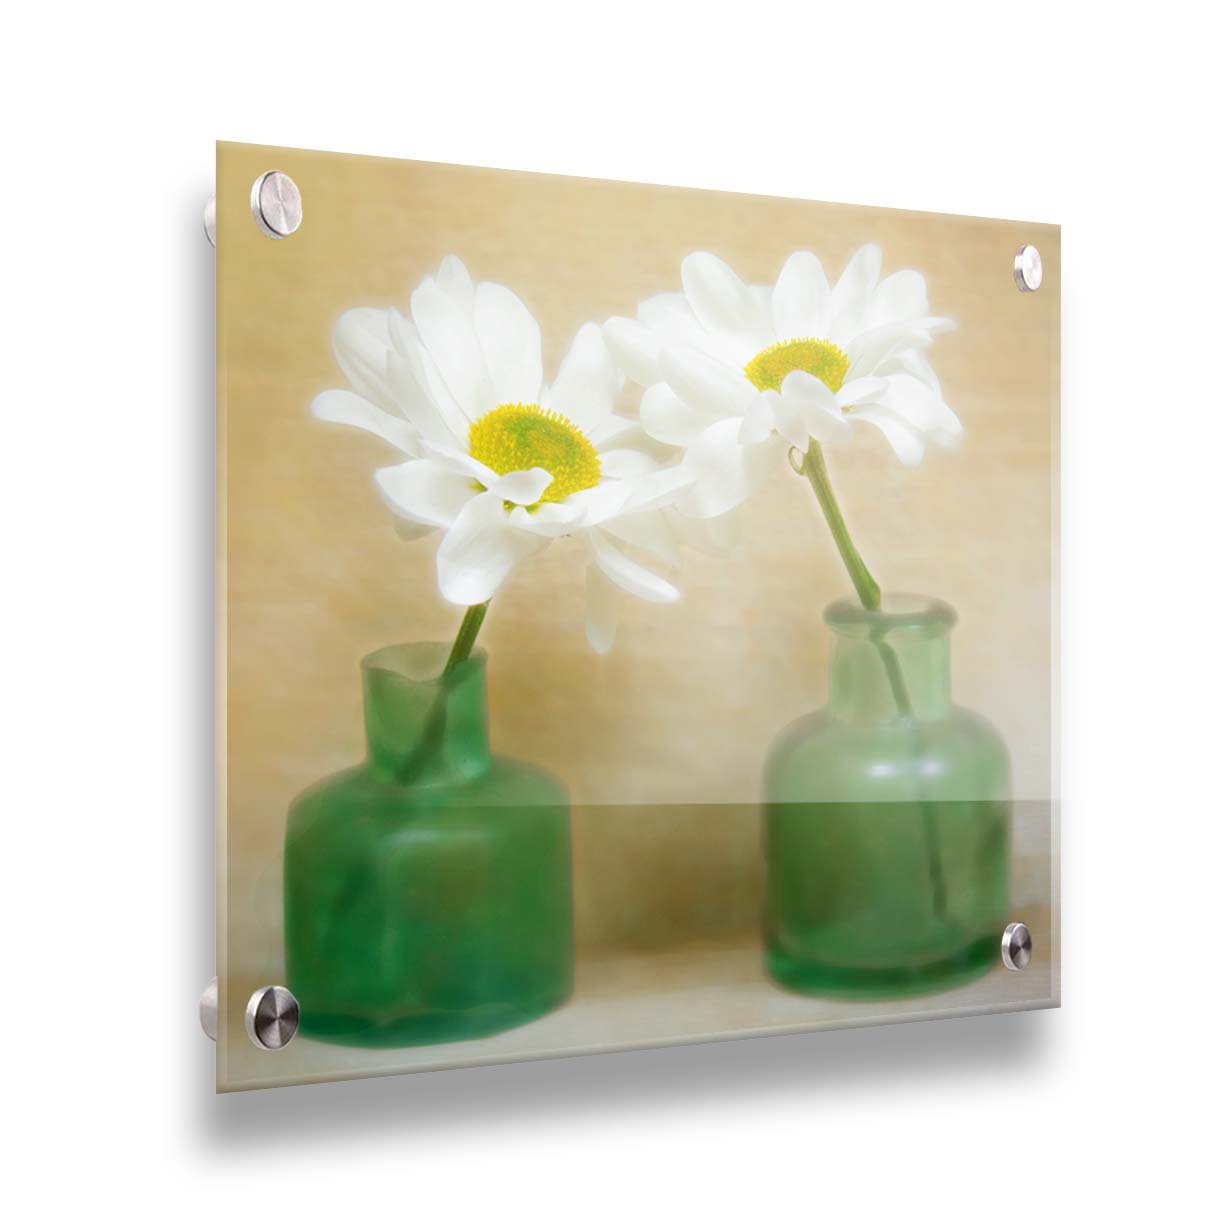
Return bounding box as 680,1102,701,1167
764,596,1010,998
284,644,574,1047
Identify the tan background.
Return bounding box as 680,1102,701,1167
216,142,1058,1088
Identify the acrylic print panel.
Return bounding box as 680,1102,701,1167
215,141,1059,1092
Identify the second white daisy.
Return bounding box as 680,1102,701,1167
603,246,964,518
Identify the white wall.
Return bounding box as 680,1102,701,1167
5,2,1218,1218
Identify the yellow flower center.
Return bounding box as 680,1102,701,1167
468,403,601,505
744,337,849,395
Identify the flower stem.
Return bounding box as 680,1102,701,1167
797,444,948,921
800,446,881,611
394,602,491,785
444,601,489,675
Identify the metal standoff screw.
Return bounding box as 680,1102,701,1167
1013,243,1042,292
203,195,216,247
199,976,218,1041
1001,921,1033,971
245,985,300,1051
250,170,303,239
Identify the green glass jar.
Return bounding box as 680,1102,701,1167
764,595,1010,998
284,643,573,1047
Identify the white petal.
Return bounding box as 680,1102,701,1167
680,252,771,359
750,284,773,319
564,480,633,525
829,244,883,340
587,413,648,449
598,449,657,478
435,256,475,317
386,305,421,357
507,501,583,537
410,281,495,421
738,394,776,446
385,352,464,448
543,322,621,430
836,376,889,407
637,292,702,344
418,438,500,486
780,371,853,444
638,292,725,358
772,251,831,340
846,322,934,381
375,460,475,527
640,380,726,446
312,389,420,454
603,317,661,386
678,418,779,518
392,518,438,542
585,563,620,654
771,392,811,451
849,407,926,466
436,492,547,604
879,349,942,395
851,323,954,384
332,308,397,411
660,345,754,418
875,374,964,447
621,462,700,511
387,308,472,439
590,528,679,603
866,269,928,328
486,466,552,506
474,281,543,405
603,509,680,564
624,465,695,513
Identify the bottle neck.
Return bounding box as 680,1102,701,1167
824,596,956,724
362,643,492,785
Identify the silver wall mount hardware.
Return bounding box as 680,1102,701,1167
1014,243,1042,292
250,170,303,240
199,976,218,1040
205,172,303,246
244,985,301,1051
1001,921,1033,971
200,980,301,1050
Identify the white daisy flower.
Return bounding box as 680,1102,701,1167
313,257,690,653
603,246,964,518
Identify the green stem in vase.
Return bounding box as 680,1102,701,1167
395,601,490,784
797,443,948,921
444,601,490,675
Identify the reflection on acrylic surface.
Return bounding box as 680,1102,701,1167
217,144,1058,1089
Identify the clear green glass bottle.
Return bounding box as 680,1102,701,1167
284,643,574,1047
764,596,1010,998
